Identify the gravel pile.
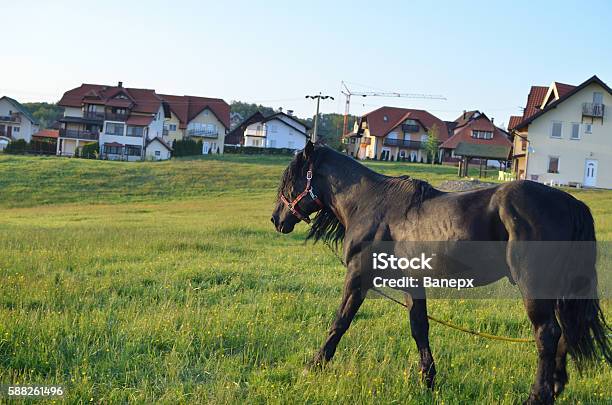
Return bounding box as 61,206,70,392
438,179,498,192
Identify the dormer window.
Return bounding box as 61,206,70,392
114,93,128,100
472,130,493,139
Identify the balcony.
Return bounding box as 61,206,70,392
0,114,20,123
59,128,99,140
402,124,420,133
105,112,129,121
383,138,423,148
187,128,219,138
244,129,266,137
582,102,605,118
83,111,105,121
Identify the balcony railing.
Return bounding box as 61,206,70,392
0,114,20,123
244,129,266,137
582,102,605,118
83,111,105,121
383,138,423,148
59,128,99,140
402,124,420,133
105,112,129,121
187,128,219,138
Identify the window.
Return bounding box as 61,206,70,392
593,92,603,105
155,151,160,157
571,123,580,140
126,145,142,156
270,124,278,133
169,124,177,131
584,123,592,134
126,126,144,137
547,156,560,174
105,122,125,135
471,130,493,139
13,126,20,133
551,121,562,138
383,115,388,122
106,145,122,155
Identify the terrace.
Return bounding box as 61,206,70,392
383,138,423,148
582,102,605,118
59,128,99,140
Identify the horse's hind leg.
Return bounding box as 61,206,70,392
524,299,561,405
553,335,568,397
407,293,436,389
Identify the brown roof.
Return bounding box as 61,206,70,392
523,86,548,119
32,129,59,139
452,110,478,128
159,94,230,130
440,115,511,149
58,84,161,114
508,116,523,131
554,82,576,98
126,115,154,126
514,75,611,131
361,106,450,140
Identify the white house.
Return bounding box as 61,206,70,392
0,96,39,144
57,82,169,160
241,112,309,149
509,75,612,189
145,137,173,160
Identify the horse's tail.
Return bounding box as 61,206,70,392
555,198,612,370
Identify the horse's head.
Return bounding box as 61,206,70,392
271,141,323,233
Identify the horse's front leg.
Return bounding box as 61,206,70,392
309,267,365,368
407,291,436,389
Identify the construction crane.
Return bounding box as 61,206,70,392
341,81,446,136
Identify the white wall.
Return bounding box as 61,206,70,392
145,140,171,160
63,107,83,118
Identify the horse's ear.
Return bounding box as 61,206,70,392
303,140,314,160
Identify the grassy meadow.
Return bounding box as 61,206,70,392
0,154,610,404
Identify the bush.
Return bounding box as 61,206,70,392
173,139,203,157
4,139,28,154
223,145,296,155
80,142,99,159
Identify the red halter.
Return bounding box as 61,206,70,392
280,162,324,224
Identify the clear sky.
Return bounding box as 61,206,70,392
4,0,612,127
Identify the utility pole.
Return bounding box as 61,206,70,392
306,93,334,142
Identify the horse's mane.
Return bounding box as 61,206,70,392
289,146,438,249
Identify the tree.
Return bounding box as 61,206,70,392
22,102,64,129
424,124,440,165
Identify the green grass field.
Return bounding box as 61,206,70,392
0,154,610,404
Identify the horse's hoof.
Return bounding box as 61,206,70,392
523,392,553,405
553,381,565,397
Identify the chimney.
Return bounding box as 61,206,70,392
491,117,495,124
118,81,123,88
463,110,466,119
287,109,294,116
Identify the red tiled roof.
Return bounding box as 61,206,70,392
508,116,522,131
440,115,511,149
362,106,450,140
452,110,478,128
126,115,154,126
159,94,230,129
523,86,548,119
32,129,59,139
555,82,576,98
58,84,161,114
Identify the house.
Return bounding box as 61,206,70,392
145,137,172,160
347,106,449,162
439,110,512,175
230,111,309,149
508,75,612,188
159,94,230,154
225,111,265,146
57,82,166,160
0,96,39,143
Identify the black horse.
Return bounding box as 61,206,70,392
271,142,611,404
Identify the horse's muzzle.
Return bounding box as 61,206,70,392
271,216,294,233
